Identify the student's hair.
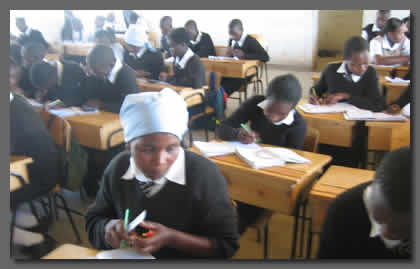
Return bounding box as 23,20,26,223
377,10,391,16
10,43,23,66
372,146,411,213
343,36,369,60
266,74,302,107
29,61,55,89
94,30,112,43
22,42,48,59
160,16,172,27
129,12,139,24
87,45,116,68
185,19,197,29
403,16,410,24
168,28,190,46
229,19,243,30
383,18,404,34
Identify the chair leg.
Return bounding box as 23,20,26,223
55,193,82,243
306,221,314,259
264,223,269,259
39,198,50,217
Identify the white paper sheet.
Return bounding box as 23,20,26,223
298,103,358,114
95,248,155,259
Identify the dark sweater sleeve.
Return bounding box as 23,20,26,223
346,69,385,112
216,96,261,140
392,84,411,108
150,52,164,80
244,37,269,62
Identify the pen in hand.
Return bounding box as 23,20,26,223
120,208,130,248
240,123,261,143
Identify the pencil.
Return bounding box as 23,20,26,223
240,124,261,143
120,208,130,248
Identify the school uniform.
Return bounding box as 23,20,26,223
168,48,206,89
361,23,382,43
10,93,60,209
160,34,171,57
10,42,23,65
318,182,411,259
313,62,385,112
221,34,269,96
369,35,410,64
17,28,49,50
216,95,307,233
189,32,216,58
123,46,164,80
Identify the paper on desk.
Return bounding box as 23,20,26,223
344,109,407,121
263,147,311,164
48,107,99,117
208,56,239,60
385,76,410,84
193,141,261,157
402,103,410,117
235,147,285,169
298,103,358,114
96,248,155,259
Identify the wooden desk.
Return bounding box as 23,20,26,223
65,111,123,150
201,58,259,78
10,156,33,192
366,120,410,151
43,244,99,259
309,165,375,233
296,100,357,147
384,82,409,105
136,79,190,92
62,42,95,56
190,144,332,215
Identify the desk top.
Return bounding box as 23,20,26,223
296,99,356,126
136,79,191,92
43,244,99,259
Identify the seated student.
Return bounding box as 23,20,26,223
310,36,385,112
361,10,391,43
84,45,139,113
217,74,306,234
19,42,48,99
123,26,164,80
318,146,411,259
94,29,124,63
87,16,107,42
160,28,206,89
159,16,173,58
85,89,239,258
15,17,49,50
221,19,269,96
370,18,410,66
184,20,216,58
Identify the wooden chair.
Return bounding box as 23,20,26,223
38,110,82,243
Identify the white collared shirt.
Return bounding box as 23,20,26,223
257,99,295,126
10,92,14,103
369,35,410,63
121,148,186,197
107,58,124,84
231,33,248,48
336,62,362,83
361,24,381,40
190,31,202,46
363,185,402,249
175,48,195,69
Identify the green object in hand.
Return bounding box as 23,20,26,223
240,124,262,143
120,208,130,248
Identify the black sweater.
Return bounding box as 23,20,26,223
318,182,411,259
17,29,50,50
392,84,411,108
85,150,239,259
228,35,269,62
189,32,216,58
168,54,206,89
217,95,307,149
123,48,164,80
160,35,171,57
313,63,385,112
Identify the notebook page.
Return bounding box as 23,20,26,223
235,147,285,169
263,147,311,164
298,103,358,114
96,248,155,259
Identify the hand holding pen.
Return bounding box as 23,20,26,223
238,123,261,144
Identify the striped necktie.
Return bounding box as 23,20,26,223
138,181,155,198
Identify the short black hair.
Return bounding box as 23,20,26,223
29,61,55,89
185,19,197,29
87,44,116,68
160,16,172,27
343,36,369,60
229,19,243,30
378,10,391,16
383,17,404,34
10,43,22,66
129,12,139,24
22,42,48,60
373,146,411,213
168,28,190,46
94,29,113,43
266,74,302,107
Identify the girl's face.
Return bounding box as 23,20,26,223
128,133,181,180
263,99,294,124
387,26,407,44
347,51,369,76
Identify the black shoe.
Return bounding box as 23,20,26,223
19,235,57,260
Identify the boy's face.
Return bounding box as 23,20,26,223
263,99,294,124
229,25,243,41
185,24,198,41
95,36,112,46
128,133,180,180
125,43,141,54
22,49,45,69
376,13,390,30
168,38,186,58
347,51,369,76
387,26,406,44
160,20,172,35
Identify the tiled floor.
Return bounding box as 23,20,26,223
12,65,323,260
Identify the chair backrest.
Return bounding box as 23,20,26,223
303,127,320,153
39,110,72,153
205,71,222,92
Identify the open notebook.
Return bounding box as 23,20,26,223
344,109,407,121
193,141,261,157
94,248,155,259
298,103,358,114
208,56,239,61
48,107,99,118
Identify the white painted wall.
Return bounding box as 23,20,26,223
10,10,319,68
362,10,410,27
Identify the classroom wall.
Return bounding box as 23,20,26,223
362,10,410,27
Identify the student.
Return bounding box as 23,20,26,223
19,42,48,99
123,26,164,80
369,18,410,66
221,19,269,96
87,16,106,42
310,36,385,112
160,16,173,58
94,29,125,63
361,10,391,43
15,17,49,50
71,17,85,43
217,74,306,234
184,20,216,58
402,16,410,39
29,58,88,107
84,44,139,113
85,89,239,258
318,146,411,259
104,12,126,34
160,28,206,89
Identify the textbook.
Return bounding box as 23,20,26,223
94,248,155,259
385,76,410,84
344,109,407,121
298,103,358,114
48,107,99,118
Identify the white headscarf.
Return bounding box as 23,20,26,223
120,88,189,142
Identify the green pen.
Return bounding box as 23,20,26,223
120,208,130,248
240,123,261,143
